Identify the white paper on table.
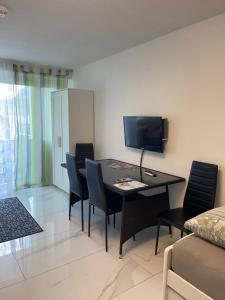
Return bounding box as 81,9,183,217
113,180,148,191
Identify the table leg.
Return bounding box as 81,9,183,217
119,191,169,258
119,195,126,258
163,185,173,234
165,185,170,209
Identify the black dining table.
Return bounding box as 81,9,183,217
77,159,185,257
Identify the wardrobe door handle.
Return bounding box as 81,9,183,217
57,136,62,147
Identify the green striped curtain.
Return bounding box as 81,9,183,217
15,71,40,188
14,70,71,189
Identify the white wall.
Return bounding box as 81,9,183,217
74,13,225,207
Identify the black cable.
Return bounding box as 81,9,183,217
139,148,144,181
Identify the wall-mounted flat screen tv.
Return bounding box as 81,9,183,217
123,116,164,153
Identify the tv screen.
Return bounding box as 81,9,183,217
123,116,164,153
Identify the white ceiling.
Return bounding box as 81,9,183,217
1,0,225,68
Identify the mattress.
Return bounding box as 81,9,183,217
172,234,225,300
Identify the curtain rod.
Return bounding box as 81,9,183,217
13,64,73,76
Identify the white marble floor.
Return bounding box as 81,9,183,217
0,186,180,300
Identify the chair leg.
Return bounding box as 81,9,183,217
181,231,184,238
88,204,91,237
92,205,95,214
81,199,84,232
113,213,116,228
69,202,71,220
108,215,110,225
105,213,108,252
155,220,161,255
169,225,172,236
69,193,72,220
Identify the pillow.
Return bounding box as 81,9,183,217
184,207,225,249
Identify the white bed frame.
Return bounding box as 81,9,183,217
162,238,213,300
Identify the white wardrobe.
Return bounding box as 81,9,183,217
52,89,94,193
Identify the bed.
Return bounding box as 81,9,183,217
162,233,225,300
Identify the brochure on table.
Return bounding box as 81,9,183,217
114,180,147,191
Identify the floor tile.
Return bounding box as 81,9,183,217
15,186,68,217
86,216,121,248
107,227,178,275
125,228,178,275
112,272,163,300
0,251,150,300
0,254,24,289
14,230,102,278
71,201,111,227
35,211,81,238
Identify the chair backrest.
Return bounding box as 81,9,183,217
76,143,94,169
66,153,82,198
183,161,218,216
85,159,107,211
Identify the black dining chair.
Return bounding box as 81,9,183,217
85,159,123,252
155,160,218,255
76,143,94,169
66,153,89,231
76,143,95,214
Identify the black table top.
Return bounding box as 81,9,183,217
79,159,185,196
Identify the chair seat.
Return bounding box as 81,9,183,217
159,207,195,231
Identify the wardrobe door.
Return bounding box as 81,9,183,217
61,91,69,192
52,88,94,193
52,91,63,190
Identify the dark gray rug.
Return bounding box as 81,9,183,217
0,197,43,243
